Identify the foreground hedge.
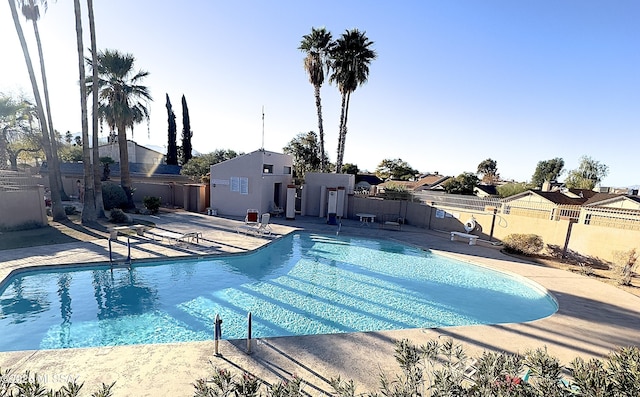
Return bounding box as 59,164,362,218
194,338,640,397
2,339,639,396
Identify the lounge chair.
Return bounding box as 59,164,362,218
155,230,202,245
381,214,404,230
254,213,273,235
245,209,259,225
237,213,272,236
269,202,284,217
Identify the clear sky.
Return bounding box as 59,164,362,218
1,1,638,187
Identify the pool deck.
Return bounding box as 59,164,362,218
1,210,639,396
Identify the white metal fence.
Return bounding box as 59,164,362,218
581,206,640,230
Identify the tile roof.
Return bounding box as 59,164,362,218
355,174,383,185
475,185,499,195
582,192,625,206
533,190,587,205
566,188,598,199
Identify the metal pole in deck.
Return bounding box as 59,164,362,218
214,313,222,356
246,312,252,354
127,237,131,264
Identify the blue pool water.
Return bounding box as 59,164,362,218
0,233,557,352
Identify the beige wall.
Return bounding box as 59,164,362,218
0,186,47,230
50,175,189,207
348,196,640,264
132,181,185,208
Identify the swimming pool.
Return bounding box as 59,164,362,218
0,233,557,352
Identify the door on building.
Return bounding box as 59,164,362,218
273,183,281,206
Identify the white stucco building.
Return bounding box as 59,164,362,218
209,149,293,217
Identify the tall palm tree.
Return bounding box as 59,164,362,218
88,49,151,209
72,0,96,223
87,0,105,218
329,29,376,173
19,0,68,201
299,27,333,173
8,0,67,221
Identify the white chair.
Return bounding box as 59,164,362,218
381,214,404,231
238,213,272,236
236,212,271,235
269,202,284,217
155,230,202,245
254,213,273,235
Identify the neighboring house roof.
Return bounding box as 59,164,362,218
583,193,640,207
564,188,598,199
355,174,383,186
379,173,451,191
535,190,588,205
502,190,587,206
475,184,499,197
582,192,625,206
414,174,451,190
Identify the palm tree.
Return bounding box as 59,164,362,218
72,0,97,223
88,49,151,209
19,0,68,201
299,27,333,172
329,29,376,173
8,0,67,221
87,0,105,218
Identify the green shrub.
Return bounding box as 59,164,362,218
109,208,129,224
381,183,410,200
102,182,127,210
192,339,640,397
503,234,544,256
194,368,301,397
143,196,162,214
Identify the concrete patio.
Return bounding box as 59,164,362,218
0,210,639,396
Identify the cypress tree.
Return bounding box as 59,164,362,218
181,94,192,164
166,94,178,165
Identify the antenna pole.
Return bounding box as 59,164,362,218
261,106,265,150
